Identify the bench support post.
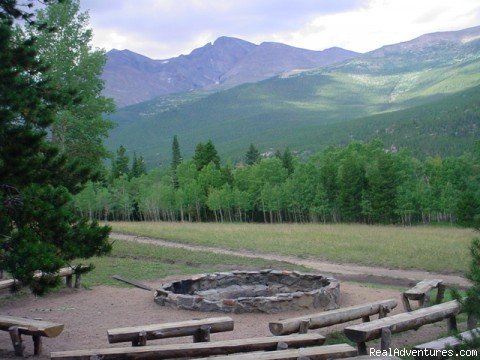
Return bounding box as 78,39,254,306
380,327,392,352
435,284,445,304
8,326,25,357
357,341,367,355
33,334,42,355
467,315,477,330
447,316,458,332
402,294,412,312
277,341,288,350
193,325,211,342
74,272,82,289
378,305,389,319
299,319,310,334
132,331,147,346
65,274,73,288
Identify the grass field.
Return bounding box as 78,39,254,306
81,239,309,288
109,222,476,274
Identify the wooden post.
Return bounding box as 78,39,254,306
436,283,445,304
362,316,370,323
299,319,310,334
379,305,389,318
420,293,430,308
357,341,367,355
8,326,25,357
447,316,458,332
132,331,147,346
402,294,412,312
65,274,73,288
193,325,211,342
380,327,392,351
33,334,42,355
74,272,82,289
467,314,477,330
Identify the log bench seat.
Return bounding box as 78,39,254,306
195,344,357,360
0,265,89,291
344,300,460,355
107,316,234,346
50,333,326,360
0,315,64,356
402,279,445,312
413,328,480,360
269,299,397,335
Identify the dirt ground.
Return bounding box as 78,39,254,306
0,276,460,359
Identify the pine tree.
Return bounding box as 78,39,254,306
245,143,260,165
0,0,111,294
171,135,182,188
282,148,295,175
111,145,129,179
130,152,146,178
193,140,220,171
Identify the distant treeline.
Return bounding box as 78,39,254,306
75,139,480,226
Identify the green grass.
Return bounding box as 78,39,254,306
109,222,475,274
81,239,310,288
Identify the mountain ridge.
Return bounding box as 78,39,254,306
102,36,359,107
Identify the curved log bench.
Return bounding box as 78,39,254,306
344,300,460,355
107,317,234,346
51,333,325,359
270,299,397,335
0,315,64,356
402,279,445,311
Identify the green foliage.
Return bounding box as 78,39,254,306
111,145,130,179
29,0,114,171
245,143,260,165
76,138,480,226
0,1,111,295
193,140,220,171
171,135,182,189
130,153,146,178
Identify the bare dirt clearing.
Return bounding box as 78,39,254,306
0,280,454,358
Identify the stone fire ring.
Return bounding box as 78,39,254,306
154,270,340,314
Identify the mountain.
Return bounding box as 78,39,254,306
102,37,358,107
105,26,480,165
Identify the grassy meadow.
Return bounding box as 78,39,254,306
81,239,309,288
109,222,476,274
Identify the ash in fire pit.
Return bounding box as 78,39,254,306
154,270,339,313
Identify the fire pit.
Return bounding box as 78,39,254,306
154,270,339,313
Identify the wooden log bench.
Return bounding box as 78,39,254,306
107,317,234,346
402,279,445,312
343,300,460,355
50,333,326,360
413,328,480,360
0,315,64,357
0,265,88,291
194,344,357,360
269,299,398,335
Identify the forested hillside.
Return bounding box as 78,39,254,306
106,27,480,166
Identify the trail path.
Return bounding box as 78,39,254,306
110,232,470,288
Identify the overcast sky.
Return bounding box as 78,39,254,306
80,0,480,59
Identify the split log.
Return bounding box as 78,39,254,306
51,333,326,360
269,299,397,335
0,315,64,337
107,317,233,344
193,344,357,360
344,300,460,354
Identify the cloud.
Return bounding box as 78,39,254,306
80,0,480,58
274,0,480,53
